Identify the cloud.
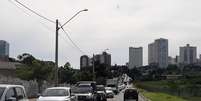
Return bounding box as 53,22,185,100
1,0,201,68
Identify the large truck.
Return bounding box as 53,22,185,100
106,78,119,94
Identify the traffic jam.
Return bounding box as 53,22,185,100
0,75,139,101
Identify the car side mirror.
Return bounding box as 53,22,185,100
6,97,16,101
71,93,75,97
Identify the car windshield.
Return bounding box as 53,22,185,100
0,87,5,99
73,86,92,93
107,85,116,87
97,87,105,91
42,89,69,97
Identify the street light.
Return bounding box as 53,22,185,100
55,9,88,86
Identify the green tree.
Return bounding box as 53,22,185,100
16,53,54,93
58,62,80,84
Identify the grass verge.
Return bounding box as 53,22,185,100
141,90,187,101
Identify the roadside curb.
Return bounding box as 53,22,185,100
139,93,151,101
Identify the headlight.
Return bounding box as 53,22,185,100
64,98,70,101
86,93,93,99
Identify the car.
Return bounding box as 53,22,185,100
96,85,107,101
124,88,138,101
73,83,97,101
0,84,29,101
37,87,76,101
104,87,114,98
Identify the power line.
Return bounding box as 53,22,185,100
59,24,86,55
9,0,87,55
61,27,86,55
14,0,55,24
8,0,55,33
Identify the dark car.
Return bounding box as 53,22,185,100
124,88,138,101
74,81,97,101
96,85,107,101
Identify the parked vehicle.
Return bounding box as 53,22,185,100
104,87,114,98
74,82,97,101
0,84,29,101
37,87,76,101
124,88,138,101
96,85,107,101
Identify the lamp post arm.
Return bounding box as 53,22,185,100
61,9,88,28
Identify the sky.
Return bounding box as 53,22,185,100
1,0,201,68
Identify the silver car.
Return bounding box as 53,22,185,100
37,87,75,101
0,84,29,101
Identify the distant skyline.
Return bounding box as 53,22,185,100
1,0,201,68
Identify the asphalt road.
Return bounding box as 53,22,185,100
107,85,146,101
30,85,148,101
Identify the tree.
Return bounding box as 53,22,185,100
17,53,35,65
128,67,142,81
58,62,80,84
16,53,54,93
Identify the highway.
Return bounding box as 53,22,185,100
107,84,147,101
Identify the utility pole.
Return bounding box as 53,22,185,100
54,9,88,86
55,19,59,86
93,54,95,81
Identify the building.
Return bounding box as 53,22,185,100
0,40,9,61
94,52,111,66
129,47,143,69
148,38,168,68
148,43,156,65
198,54,201,65
168,56,176,65
80,55,90,70
179,44,197,65
0,61,21,77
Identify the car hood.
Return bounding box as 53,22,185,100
38,96,70,101
97,91,105,94
106,90,113,93
75,93,92,96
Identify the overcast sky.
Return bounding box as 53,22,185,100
1,0,201,68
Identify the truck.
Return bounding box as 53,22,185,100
106,78,119,94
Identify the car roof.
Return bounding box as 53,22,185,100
0,84,24,88
46,87,70,90
97,85,104,87
125,88,138,91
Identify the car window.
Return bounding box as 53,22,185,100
97,87,105,91
42,89,69,96
5,88,16,100
15,87,25,100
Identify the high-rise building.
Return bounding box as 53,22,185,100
148,38,168,68
94,52,111,66
148,43,156,65
129,47,143,69
0,40,9,61
179,44,197,65
80,55,90,70
168,56,176,65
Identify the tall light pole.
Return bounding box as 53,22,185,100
55,9,88,86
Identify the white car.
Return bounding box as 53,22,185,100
105,87,114,98
37,87,76,101
0,84,29,101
